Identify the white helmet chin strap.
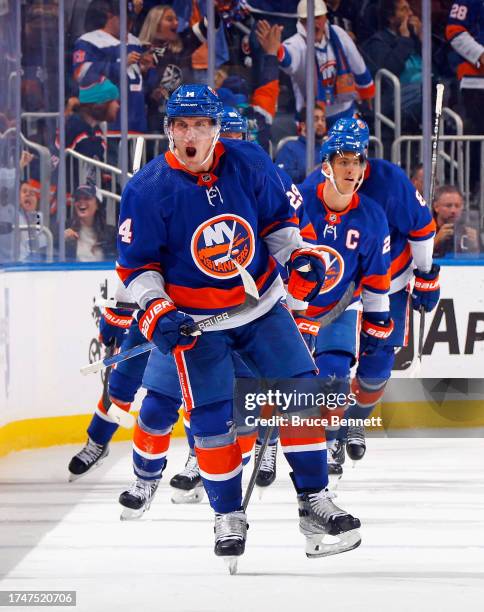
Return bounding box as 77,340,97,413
166,118,221,171
321,153,366,197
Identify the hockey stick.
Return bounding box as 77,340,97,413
416,83,444,365
97,137,144,427
241,281,357,512
81,261,260,375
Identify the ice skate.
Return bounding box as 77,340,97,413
254,441,277,494
68,438,109,481
119,478,159,520
346,424,366,462
214,510,248,575
297,487,361,558
327,439,345,477
169,452,205,504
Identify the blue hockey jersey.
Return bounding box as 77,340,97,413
73,30,149,133
117,139,307,329
299,158,435,293
298,180,391,317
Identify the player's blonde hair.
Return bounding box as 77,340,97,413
139,5,182,54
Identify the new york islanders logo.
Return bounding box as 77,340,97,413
191,214,255,279
313,245,345,294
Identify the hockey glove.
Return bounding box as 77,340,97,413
294,315,321,353
412,264,440,312
287,248,326,302
360,314,394,356
99,307,132,348
138,298,198,354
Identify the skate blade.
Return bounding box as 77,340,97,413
223,557,239,575
305,529,361,558
68,458,106,482
170,485,204,504
107,405,135,429
120,506,145,521
328,472,342,490
256,485,267,501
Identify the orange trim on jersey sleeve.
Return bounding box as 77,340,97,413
116,262,163,283
259,215,299,238
362,271,391,292
196,443,242,476
250,79,280,119
390,243,412,277
409,218,436,238
457,62,484,80
445,23,467,42
300,222,317,241
356,82,375,100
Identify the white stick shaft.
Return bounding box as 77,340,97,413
132,137,144,174
435,83,444,117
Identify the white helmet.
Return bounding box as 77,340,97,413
297,0,328,19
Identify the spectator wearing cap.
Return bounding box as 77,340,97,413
72,0,155,134
277,0,375,127
60,183,117,262
275,106,327,183
53,79,120,193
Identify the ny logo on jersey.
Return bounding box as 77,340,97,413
206,185,223,207
191,214,255,279
323,223,337,240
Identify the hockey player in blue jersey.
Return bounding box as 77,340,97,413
297,121,393,475
116,84,360,565
301,118,439,470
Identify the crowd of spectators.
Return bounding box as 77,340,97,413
1,0,483,264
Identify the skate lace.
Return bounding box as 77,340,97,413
215,512,246,542
259,443,277,472
308,490,346,521
327,440,343,463
77,439,104,465
127,478,156,501
179,453,200,480
348,425,365,443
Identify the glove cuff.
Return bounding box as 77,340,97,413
102,307,133,329
138,298,176,340
361,318,394,340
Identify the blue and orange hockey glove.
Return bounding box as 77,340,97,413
360,313,394,356
294,315,321,353
287,248,326,302
99,307,132,348
138,298,198,354
412,264,440,312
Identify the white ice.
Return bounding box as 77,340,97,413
1,437,483,612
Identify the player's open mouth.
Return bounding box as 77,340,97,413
186,146,197,158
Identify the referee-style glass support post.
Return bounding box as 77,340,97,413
207,0,216,88
305,0,316,176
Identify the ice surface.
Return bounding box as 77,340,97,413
0,437,483,612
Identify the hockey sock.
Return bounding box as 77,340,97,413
191,400,243,514
132,391,180,480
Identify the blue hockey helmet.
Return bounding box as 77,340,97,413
166,84,223,120
321,117,370,161
220,106,248,137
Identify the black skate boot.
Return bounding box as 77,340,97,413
169,452,204,504
327,439,345,476
346,424,366,461
214,510,248,575
296,484,361,558
254,441,278,487
68,438,109,481
119,478,160,520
